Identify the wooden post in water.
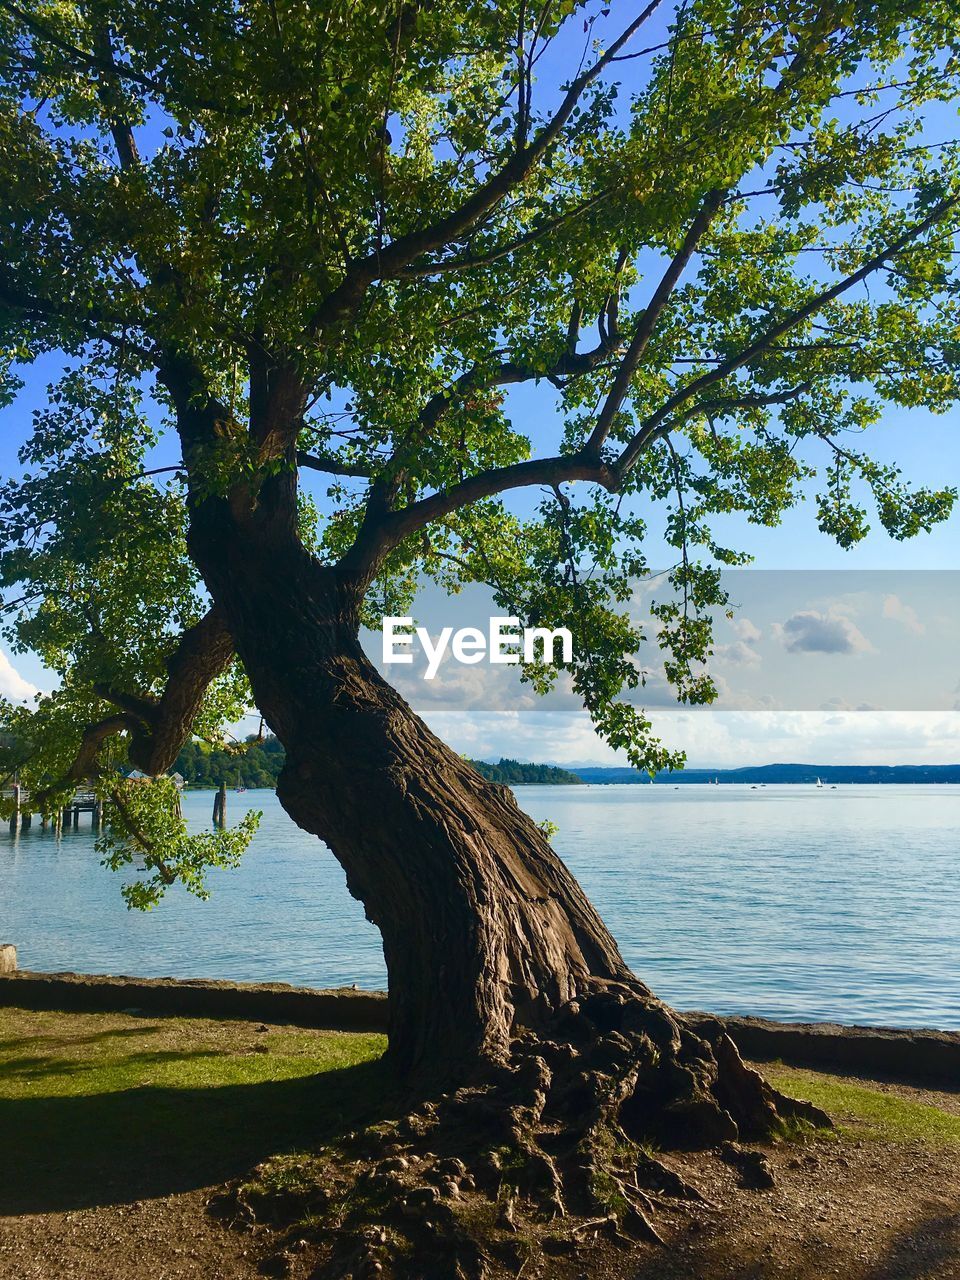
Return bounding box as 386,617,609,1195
213,781,227,829
8,784,20,834
96,797,104,829
20,811,31,830
41,813,48,831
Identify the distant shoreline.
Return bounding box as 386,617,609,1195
174,738,960,790
181,767,960,791
573,763,960,785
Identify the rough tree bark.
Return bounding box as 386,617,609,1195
190,518,635,1077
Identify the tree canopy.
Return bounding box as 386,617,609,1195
1,0,958,903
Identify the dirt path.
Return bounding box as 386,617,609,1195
0,1191,261,1280
4,1128,956,1280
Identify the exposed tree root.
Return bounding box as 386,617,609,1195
216,986,830,1279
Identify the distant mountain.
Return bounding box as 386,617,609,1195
572,763,960,785
171,738,959,789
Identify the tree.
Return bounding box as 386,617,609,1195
1,0,958,1266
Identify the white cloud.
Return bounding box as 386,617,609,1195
772,610,873,655
819,697,881,713
0,650,39,702
408,696,960,770
731,617,762,643
882,593,925,635
713,639,762,667
643,709,960,769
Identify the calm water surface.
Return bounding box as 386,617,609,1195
1,784,957,1029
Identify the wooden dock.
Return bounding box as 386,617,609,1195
2,785,104,833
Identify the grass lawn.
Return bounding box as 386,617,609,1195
764,1062,960,1145
0,1006,387,1215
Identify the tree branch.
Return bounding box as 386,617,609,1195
340,191,957,583
0,0,248,116
96,606,235,775
0,268,154,360
307,0,663,335
394,188,616,279
584,188,727,455
340,453,617,581
297,450,372,478
31,712,139,807
614,194,960,476
92,22,140,170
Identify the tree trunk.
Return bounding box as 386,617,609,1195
191,525,636,1080
192,506,829,1272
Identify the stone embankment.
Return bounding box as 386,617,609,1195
1,951,958,1084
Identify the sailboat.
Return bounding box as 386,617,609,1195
816,776,823,788
236,770,247,794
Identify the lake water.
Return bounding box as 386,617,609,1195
1,785,958,1030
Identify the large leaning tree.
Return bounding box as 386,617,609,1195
1,0,958,1266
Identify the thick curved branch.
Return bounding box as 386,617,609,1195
31,712,139,807
341,453,617,581
96,607,235,775
92,684,158,723
69,715,138,783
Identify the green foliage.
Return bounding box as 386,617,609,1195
96,775,260,909
468,758,583,786
174,734,284,789
0,0,958,895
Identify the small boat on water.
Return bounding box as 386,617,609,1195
236,770,247,794
816,777,823,788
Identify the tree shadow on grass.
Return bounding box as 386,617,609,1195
0,1026,162,1053
0,1056,395,1215
0,1047,230,1081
